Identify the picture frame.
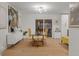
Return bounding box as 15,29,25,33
8,6,18,32
69,8,79,28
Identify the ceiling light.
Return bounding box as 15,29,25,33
33,5,48,13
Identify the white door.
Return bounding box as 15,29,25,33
61,15,69,36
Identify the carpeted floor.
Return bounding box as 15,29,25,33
2,38,68,56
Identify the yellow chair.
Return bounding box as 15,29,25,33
61,36,69,45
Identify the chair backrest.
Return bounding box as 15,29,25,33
28,28,31,37
44,28,48,36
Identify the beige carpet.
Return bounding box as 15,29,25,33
3,38,68,56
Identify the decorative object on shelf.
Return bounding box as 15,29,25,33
55,27,60,32
55,19,61,32
8,6,18,32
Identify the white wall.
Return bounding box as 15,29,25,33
69,28,79,55
0,2,8,55
0,3,23,55
69,5,79,55
21,13,61,37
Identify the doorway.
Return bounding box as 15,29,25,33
35,19,52,37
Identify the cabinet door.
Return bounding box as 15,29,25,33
54,32,61,39
0,29,7,50
0,30,3,49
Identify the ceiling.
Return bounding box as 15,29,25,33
9,2,79,14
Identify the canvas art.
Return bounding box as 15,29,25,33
8,6,18,32
70,14,79,25
70,8,79,28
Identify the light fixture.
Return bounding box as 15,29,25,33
33,5,48,13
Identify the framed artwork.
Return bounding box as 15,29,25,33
69,9,79,28
8,6,18,32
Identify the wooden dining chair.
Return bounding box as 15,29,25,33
28,28,32,39
43,28,48,38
